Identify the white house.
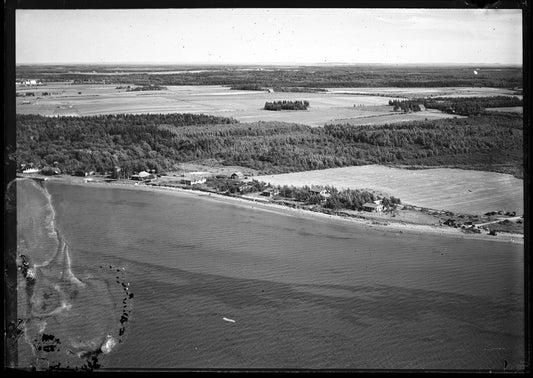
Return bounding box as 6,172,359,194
22,168,40,174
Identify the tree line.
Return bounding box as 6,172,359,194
18,65,523,88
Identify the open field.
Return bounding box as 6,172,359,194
252,165,523,215
16,84,507,126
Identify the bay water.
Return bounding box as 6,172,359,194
18,180,524,370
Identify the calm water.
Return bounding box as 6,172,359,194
17,180,524,370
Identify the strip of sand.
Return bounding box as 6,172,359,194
21,175,524,245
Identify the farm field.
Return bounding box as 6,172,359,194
16,84,502,126
252,165,523,215
328,108,464,126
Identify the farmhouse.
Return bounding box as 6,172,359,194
230,171,245,180
363,202,384,213
310,185,331,199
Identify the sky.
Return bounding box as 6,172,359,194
15,8,523,65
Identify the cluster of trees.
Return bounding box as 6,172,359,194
18,65,522,88
422,96,523,116
388,99,422,113
15,111,523,179
126,85,167,91
264,100,309,111
205,178,266,194
274,184,402,211
324,188,401,211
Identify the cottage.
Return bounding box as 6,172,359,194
131,171,155,181
363,202,384,212
261,188,279,197
230,171,245,180
309,185,331,199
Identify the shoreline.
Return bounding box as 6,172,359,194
22,175,524,245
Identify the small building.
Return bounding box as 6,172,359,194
261,188,279,197
111,166,122,179
41,166,61,176
238,184,254,193
131,171,155,181
363,202,384,213
230,171,245,180
181,176,206,186
310,185,331,199
22,168,40,174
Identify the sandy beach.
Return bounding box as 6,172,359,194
20,175,524,245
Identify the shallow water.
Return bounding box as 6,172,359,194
15,180,524,370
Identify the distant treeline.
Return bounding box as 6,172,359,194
16,112,522,178
17,65,523,88
264,100,309,111
230,84,327,93
126,85,167,91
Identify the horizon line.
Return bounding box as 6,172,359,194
16,62,523,67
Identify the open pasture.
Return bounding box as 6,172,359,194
252,165,523,215
17,84,481,126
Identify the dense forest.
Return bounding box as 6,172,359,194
387,96,523,116
16,112,523,178
264,100,309,111
17,64,523,88
422,96,523,116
